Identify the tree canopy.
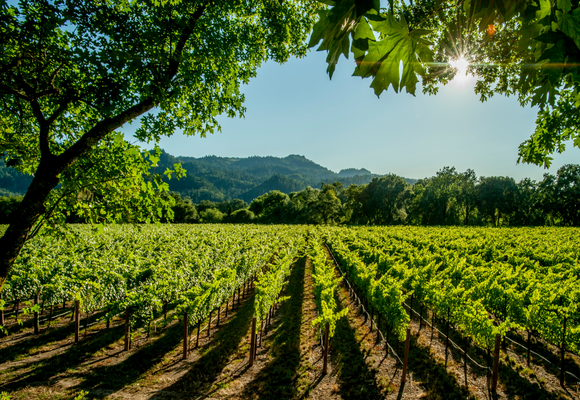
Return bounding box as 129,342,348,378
309,0,580,167
0,0,317,289
2,0,580,291
196,163,579,227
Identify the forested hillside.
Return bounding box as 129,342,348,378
2,152,579,227
0,160,32,197
173,165,580,227
0,151,386,202
152,151,385,202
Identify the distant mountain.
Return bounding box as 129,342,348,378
154,151,420,202
0,151,417,203
338,168,371,177
239,174,305,202
172,154,338,183
0,160,33,196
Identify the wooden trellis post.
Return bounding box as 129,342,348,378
561,316,567,387
124,310,130,351
196,320,201,348
401,328,411,385
0,293,4,327
183,311,188,360
322,322,330,375
207,310,212,337
491,334,501,393
444,307,450,367
74,300,80,343
249,317,256,366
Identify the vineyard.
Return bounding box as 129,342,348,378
0,225,579,400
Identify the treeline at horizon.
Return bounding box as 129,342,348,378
1,164,579,227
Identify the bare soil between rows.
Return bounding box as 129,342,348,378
1,251,579,400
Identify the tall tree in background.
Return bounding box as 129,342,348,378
457,169,478,225
314,182,343,224
408,167,475,225
286,186,320,224
341,183,365,223
360,175,411,224
512,178,542,226
424,166,459,225
249,190,290,223
537,172,558,225
310,0,580,167
0,0,317,290
477,176,518,226
552,164,580,226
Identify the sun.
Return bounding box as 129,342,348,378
449,57,470,79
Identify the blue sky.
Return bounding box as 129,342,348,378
147,49,579,182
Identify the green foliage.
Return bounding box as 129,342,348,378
167,192,198,223
148,151,381,203
0,0,318,275
250,190,290,223
188,163,580,227
225,208,255,224
309,233,348,338
45,144,183,228
326,231,410,340
254,235,304,325
358,175,412,225
0,196,22,224
0,159,32,195
2,224,306,330
73,391,88,400
311,0,580,165
551,164,580,225
324,225,580,351
476,176,518,227
6,157,577,229
352,12,433,96
199,208,224,223
240,174,305,203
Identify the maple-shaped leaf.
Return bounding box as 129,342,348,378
351,17,375,60
557,4,580,50
353,12,433,96
309,0,380,78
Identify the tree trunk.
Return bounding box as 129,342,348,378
0,4,208,294
0,168,60,291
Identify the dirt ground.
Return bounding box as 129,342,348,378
1,253,579,400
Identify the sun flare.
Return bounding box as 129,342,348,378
449,57,470,79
